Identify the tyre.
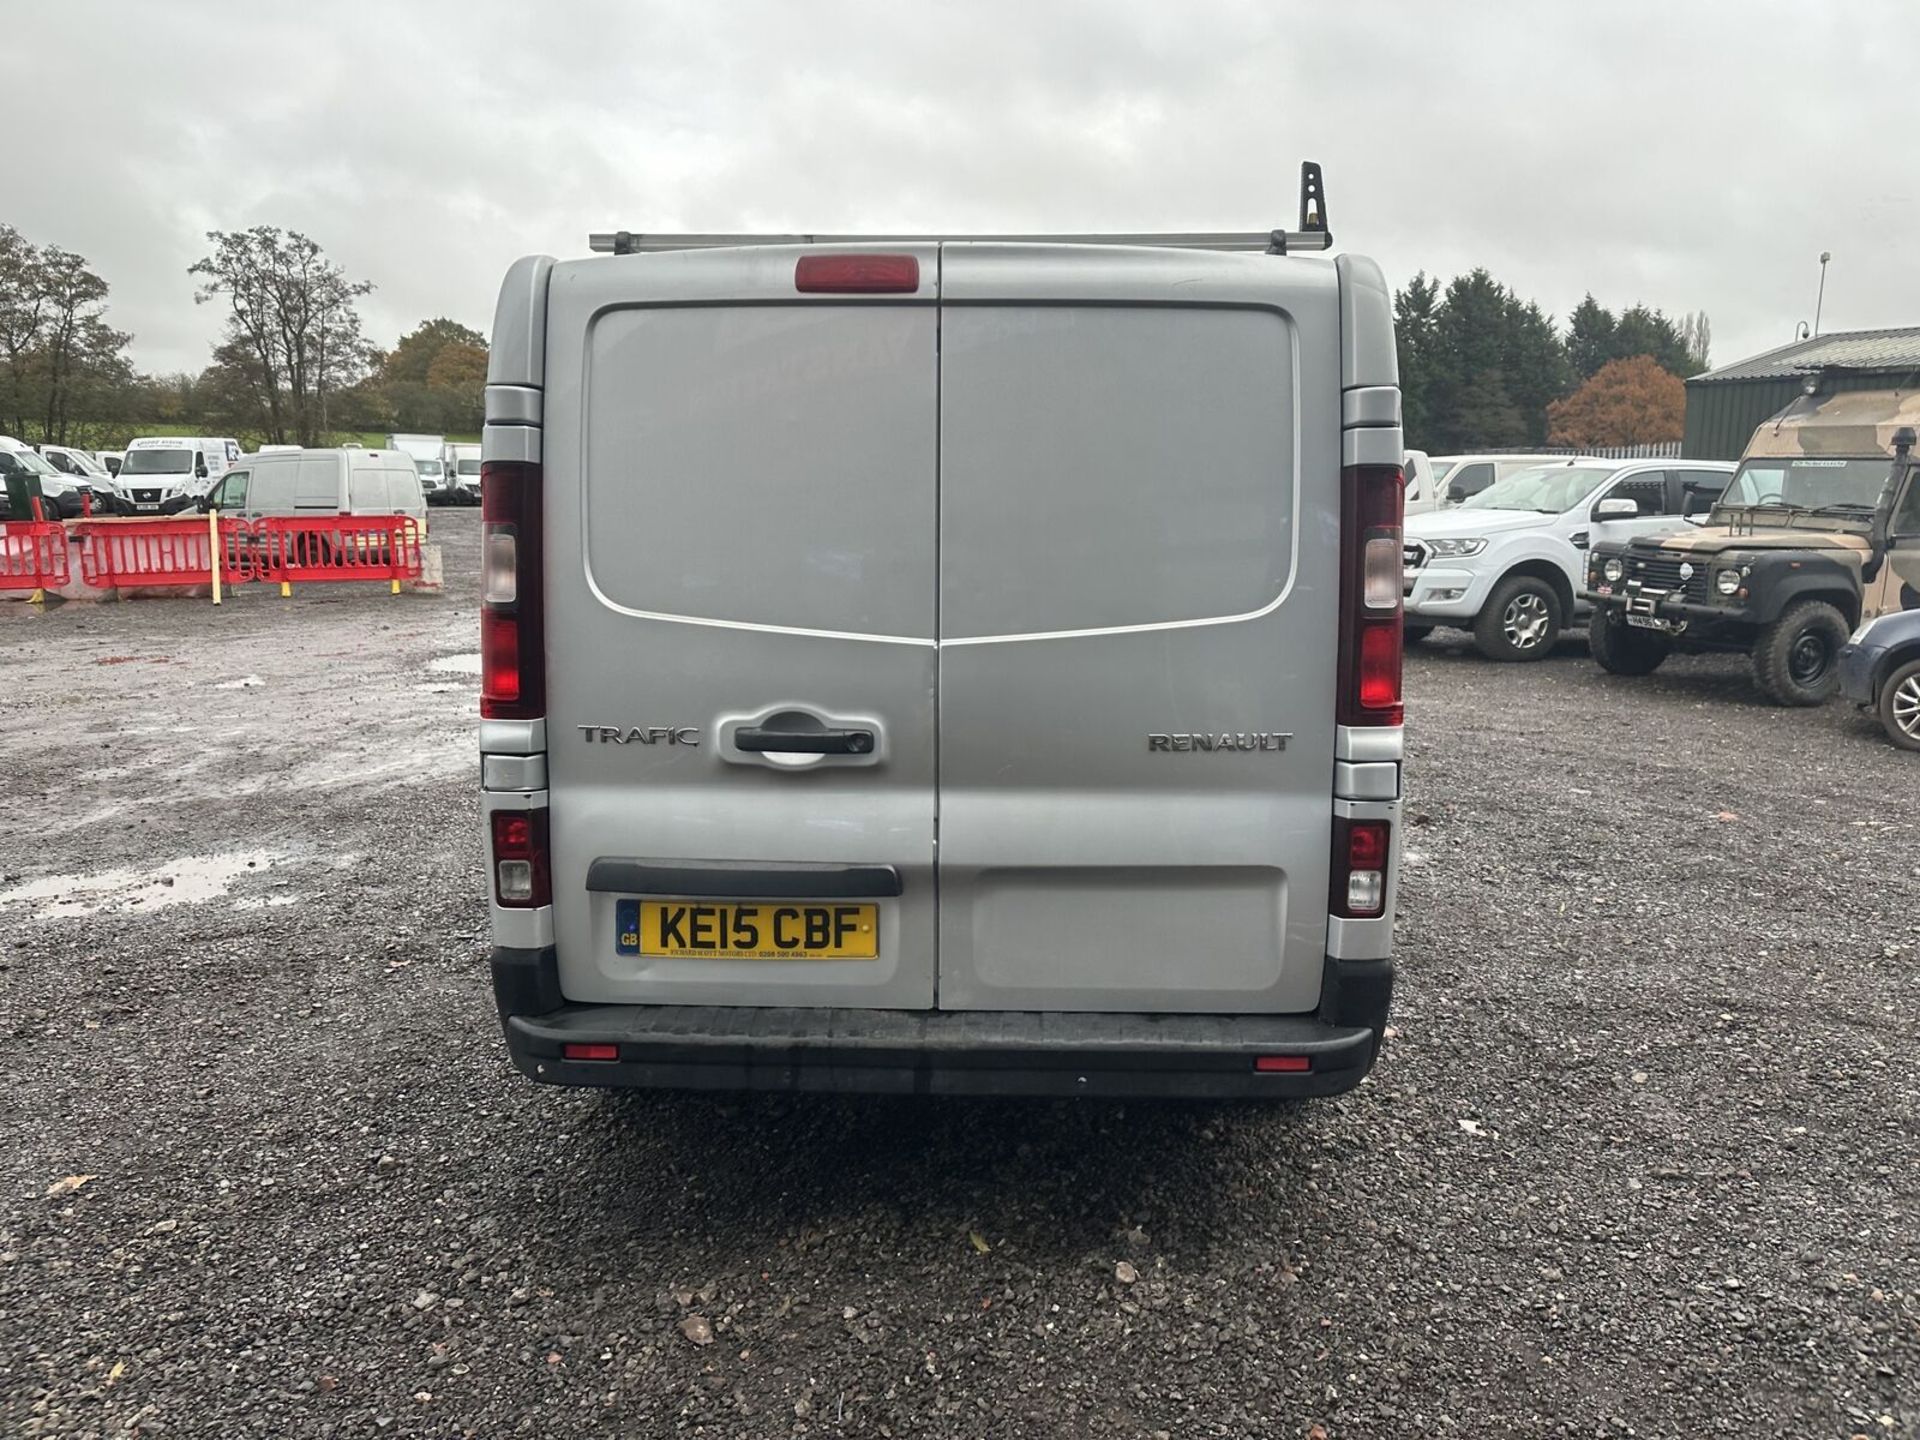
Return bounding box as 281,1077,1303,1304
1751,599,1849,706
1877,657,1920,751
1587,605,1671,676
1471,575,1563,662
292,534,336,569
1404,623,1434,645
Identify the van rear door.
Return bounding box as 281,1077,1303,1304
935,246,1341,1012
541,247,941,1008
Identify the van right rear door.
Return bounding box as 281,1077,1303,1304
934,245,1344,1013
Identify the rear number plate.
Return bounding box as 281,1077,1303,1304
617,899,878,960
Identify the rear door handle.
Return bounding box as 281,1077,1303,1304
735,726,875,755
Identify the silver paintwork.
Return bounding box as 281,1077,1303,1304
1341,385,1402,429
1336,724,1405,763
487,255,553,388
1335,254,1399,389
485,384,543,426
482,754,547,792
481,717,546,755
1334,761,1400,801
481,423,539,466
487,238,1402,1020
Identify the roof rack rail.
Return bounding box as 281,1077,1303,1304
591,161,1333,258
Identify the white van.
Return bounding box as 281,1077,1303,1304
0,436,85,518
477,185,1408,1099
119,436,233,513
386,432,451,499
199,447,427,522
1404,449,1439,516
37,444,133,514
442,442,481,503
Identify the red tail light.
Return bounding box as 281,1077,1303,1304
490,808,551,908
1330,817,1391,918
1336,464,1404,727
795,254,920,294
481,461,545,719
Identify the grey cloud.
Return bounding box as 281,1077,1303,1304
11,0,1915,376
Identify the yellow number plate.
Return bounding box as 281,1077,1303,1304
620,899,879,960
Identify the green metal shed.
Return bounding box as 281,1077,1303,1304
1683,326,1920,459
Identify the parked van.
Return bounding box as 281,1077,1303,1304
1428,453,1588,505
478,197,1406,1099
1404,449,1440,515
37,444,133,514
444,442,481,503
119,435,232,513
0,436,85,518
385,433,452,499
199,447,426,522
94,450,124,477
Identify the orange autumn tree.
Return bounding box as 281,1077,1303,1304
1545,355,1686,447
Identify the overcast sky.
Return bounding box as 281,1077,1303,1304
11,0,1915,377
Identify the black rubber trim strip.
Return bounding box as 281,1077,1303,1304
583,859,903,898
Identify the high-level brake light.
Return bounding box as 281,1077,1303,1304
794,254,920,294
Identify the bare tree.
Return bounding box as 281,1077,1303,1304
1678,310,1712,371
190,228,374,445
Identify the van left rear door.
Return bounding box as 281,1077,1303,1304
540,247,942,1009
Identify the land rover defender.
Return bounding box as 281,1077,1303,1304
1585,392,1920,705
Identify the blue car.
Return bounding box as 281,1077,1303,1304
1839,610,1920,751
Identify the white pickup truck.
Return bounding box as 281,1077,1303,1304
1403,458,1733,660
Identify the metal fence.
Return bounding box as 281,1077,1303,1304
1495,442,1684,460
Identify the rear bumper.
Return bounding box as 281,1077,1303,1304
489,947,1391,1099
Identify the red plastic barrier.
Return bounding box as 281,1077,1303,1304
0,520,71,591
254,516,422,584
66,515,422,592
79,518,252,588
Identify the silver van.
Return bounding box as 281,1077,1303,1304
200,448,426,522
479,176,1407,1098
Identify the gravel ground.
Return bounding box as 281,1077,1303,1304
2,509,1916,1438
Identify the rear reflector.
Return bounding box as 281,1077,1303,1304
563,1043,618,1062
795,254,920,294
1255,1055,1311,1073
1330,817,1391,919
490,808,551,908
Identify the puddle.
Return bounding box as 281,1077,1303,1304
415,682,466,693
427,653,481,675
213,675,266,690
0,850,286,920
